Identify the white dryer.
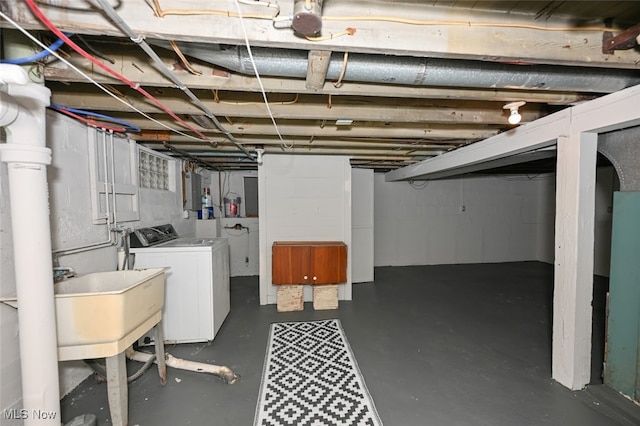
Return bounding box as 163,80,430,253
129,225,230,344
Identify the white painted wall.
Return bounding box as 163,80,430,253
259,155,352,305
219,218,259,277
536,167,616,276
351,169,374,283
205,170,259,219
0,111,192,418
535,174,557,264
195,169,261,277
374,173,544,266
0,135,21,424
195,217,260,276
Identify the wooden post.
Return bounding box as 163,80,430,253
552,132,598,390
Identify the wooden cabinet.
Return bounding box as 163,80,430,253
272,241,347,285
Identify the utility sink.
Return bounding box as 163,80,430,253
2,268,166,361
55,268,166,361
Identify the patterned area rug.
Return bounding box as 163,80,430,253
254,319,383,426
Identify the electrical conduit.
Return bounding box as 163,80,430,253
0,35,66,65
0,65,61,425
24,0,252,159
23,0,211,142
90,0,251,158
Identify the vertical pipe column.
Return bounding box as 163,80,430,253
0,71,61,425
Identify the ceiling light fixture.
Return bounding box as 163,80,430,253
503,101,526,125
335,119,353,126
255,148,264,165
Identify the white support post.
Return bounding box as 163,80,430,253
552,132,598,390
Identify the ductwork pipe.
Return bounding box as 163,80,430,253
154,41,640,94
0,65,60,425
126,349,239,384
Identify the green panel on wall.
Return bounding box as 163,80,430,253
605,191,640,400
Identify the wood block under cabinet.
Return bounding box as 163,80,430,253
277,285,304,312
313,284,339,310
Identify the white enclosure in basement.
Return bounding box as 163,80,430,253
259,154,352,305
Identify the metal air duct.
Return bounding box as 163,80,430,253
151,41,640,94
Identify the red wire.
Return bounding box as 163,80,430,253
24,0,209,140
52,106,126,133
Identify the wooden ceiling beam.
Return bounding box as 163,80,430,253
5,0,640,68
116,115,501,139
50,89,545,125
42,54,587,105
133,138,455,151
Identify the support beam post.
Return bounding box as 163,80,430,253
552,132,598,389
305,50,331,90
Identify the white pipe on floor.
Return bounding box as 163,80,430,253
0,66,61,425
126,349,239,384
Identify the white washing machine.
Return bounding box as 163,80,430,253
129,225,230,344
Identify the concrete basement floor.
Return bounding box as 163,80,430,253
60,262,640,425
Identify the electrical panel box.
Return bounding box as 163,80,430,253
184,172,202,210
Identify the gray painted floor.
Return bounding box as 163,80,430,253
61,262,640,425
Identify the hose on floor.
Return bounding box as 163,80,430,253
84,354,157,384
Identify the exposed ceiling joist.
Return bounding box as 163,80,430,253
48,84,547,124
2,0,639,172
5,0,640,68
42,51,590,105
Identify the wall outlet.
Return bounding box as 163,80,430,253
460,205,466,212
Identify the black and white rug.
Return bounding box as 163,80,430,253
254,319,382,426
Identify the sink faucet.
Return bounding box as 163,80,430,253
53,266,76,282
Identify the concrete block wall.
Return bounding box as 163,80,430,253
0,129,21,425
0,111,191,419
195,169,261,277
536,167,616,276
259,155,352,305
374,173,545,266
205,170,258,219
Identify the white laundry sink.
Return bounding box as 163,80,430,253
0,268,164,361
52,268,166,360
1,268,166,360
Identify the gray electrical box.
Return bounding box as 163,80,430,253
184,172,202,210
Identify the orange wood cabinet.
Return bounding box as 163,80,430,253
272,241,347,285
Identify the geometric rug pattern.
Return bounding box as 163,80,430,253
254,319,383,426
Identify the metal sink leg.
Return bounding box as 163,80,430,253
154,321,167,385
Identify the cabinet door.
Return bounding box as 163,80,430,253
311,244,347,284
272,245,311,284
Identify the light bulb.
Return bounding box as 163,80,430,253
503,101,525,126
508,108,522,125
